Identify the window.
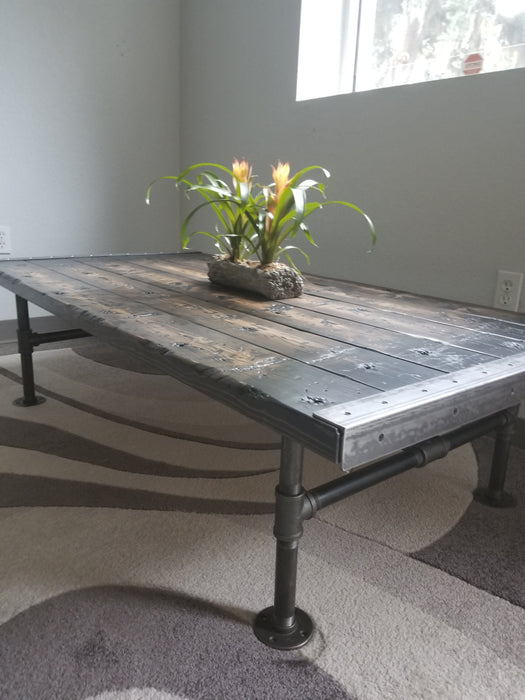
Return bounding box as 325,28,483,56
296,0,525,100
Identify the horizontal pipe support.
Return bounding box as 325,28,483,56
30,328,91,347
304,409,510,518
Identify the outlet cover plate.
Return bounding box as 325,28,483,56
494,269,523,311
0,225,12,255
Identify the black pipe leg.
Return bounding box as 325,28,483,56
473,405,519,508
13,295,45,407
253,437,314,650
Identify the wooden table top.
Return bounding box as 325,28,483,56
1,253,525,469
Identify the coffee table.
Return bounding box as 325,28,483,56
1,252,524,649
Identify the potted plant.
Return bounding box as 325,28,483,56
146,158,376,300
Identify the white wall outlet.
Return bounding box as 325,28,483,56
493,269,523,311
0,225,13,255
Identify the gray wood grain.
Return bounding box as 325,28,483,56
1,253,525,468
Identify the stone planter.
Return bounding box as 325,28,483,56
207,257,304,300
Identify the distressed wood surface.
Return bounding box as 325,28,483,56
1,253,525,466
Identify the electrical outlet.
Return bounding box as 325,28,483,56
0,225,13,255
493,269,523,311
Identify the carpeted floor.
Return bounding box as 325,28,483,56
0,341,524,699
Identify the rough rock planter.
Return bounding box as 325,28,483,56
207,257,304,300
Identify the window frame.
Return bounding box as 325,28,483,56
296,0,525,102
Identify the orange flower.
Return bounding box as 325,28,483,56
271,161,291,199
232,158,252,188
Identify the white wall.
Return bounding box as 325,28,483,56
0,0,181,320
2,0,524,322
179,0,525,311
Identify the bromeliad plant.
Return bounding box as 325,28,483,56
146,158,376,268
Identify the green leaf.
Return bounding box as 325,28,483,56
147,160,375,266
291,187,307,222
186,183,235,200
177,162,235,181
181,197,234,247
279,245,311,270
288,165,330,188
145,175,180,205
238,180,251,206
325,200,377,246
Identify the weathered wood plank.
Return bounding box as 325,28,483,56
3,253,525,468
109,254,525,351
35,258,443,391
167,255,525,346
304,274,525,338
155,253,524,326
18,256,522,371
0,259,379,460
0,270,344,461
284,295,525,356
71,256,500,372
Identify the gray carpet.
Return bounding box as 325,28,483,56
0,342,524,699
